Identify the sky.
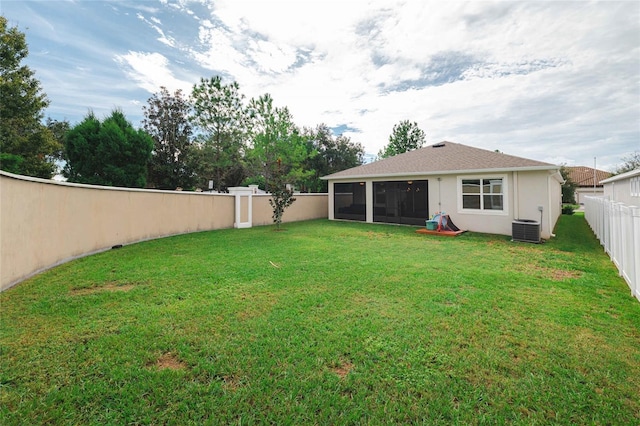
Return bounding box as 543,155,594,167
3,0,639,171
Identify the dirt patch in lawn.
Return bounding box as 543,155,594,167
70,282,136,295
221,374,242,391
548,268,582,281
511,263,582,281
331,360,354,379
153,352,188,371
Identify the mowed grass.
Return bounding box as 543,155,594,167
1,215,639,425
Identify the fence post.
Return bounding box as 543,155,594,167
584,196,639,303
632,206,640,301
620,205,632,285
228,187,253,229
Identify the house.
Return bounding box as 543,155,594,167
566,166,612,205
600,168,640,206
322,141,563,239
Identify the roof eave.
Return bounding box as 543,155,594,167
599,168,640,184
321,165,559,181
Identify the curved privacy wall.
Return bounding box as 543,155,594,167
0,171,328,290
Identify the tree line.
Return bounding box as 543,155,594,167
64,81,367,193
3,14,638,197
0,16,366,194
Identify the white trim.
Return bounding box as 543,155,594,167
322,166,559,181
365,181,374,223
631,176,640,197
328,182,335,220
600,168,640,184
457,174,509,216
0,170,233,196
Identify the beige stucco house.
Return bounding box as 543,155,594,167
600,168,640,206
322,141,563,239
566,166,612,205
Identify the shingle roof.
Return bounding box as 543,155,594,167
323,141,557,180
566,166,612,187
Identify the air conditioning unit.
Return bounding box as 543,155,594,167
512,219,541,243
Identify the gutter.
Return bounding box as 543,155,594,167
322,165,560,181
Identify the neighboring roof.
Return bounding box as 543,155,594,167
566,166,612,187
600,168,640,184
322,141,557,180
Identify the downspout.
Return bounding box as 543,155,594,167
548,173,556,237
437,177,442,212
513,171,519,220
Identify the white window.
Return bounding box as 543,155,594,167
631,177,640,197
458,175,508,215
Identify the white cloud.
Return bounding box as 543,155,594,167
114,51,192,94
246,39,297,74
136,12,176,47
4,0,637,170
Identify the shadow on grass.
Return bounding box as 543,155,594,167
547,212,603,254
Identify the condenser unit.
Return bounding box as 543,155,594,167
512,219,541,243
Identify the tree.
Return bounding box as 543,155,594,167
44,117,70,176
0,16,61,178
378,120,426,159
45,117,69,157
613,151,640,175
246,94,311,227
64,109,153,187
246,94,311,192
190,76,249,191
559,165,576,204
301,124,364,192
269,158,296,230
142,87,194,189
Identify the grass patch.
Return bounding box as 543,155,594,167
1,215,639,424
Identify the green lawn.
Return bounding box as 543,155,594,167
1,214,639,425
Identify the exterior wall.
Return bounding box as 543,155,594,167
252,193,328,226
327,169,562,239
451,173,513,237
548,171,563,234
0,172,328,290
604,175,640,207
576,187,604,205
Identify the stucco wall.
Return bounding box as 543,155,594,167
604,175,640,207
0,172,328,290
252,193,328,226
327,169,562,239
576,187,604,205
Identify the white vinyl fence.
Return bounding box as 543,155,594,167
584,196,640,302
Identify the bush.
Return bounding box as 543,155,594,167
562,204,576,215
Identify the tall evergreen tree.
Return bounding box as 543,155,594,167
246,94,311,192
190,76,248,191
64,109,153,188
0,16,60,178
378,120,426,159
143,87,194,189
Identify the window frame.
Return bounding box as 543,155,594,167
333,181,367,221
457,174,509,216
631,176,640,198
